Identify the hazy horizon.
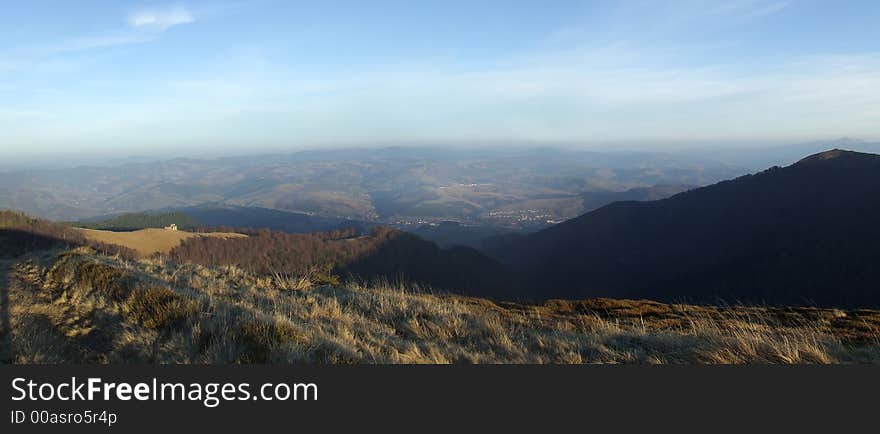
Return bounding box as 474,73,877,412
3,1,880,160
3,136,880,171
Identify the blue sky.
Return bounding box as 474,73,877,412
2,0,879,158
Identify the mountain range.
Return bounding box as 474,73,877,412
0,147,743,223
3,148,879,308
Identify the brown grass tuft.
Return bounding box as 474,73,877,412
234,319,305,363
123,286,199,330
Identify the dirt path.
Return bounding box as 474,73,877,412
0,259,12,362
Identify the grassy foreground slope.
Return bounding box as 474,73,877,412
3,247,878,364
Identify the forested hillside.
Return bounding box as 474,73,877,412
76,212,201,231
170,226,514,297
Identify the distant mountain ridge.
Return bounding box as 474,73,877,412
0,146,742,222
490,149,880,307
579,184,693,214
171,204,374,233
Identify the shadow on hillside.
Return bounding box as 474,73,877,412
0,228,71,259
0,259,10,363
340,232,523,299
0,228,77,363
168,226,525,300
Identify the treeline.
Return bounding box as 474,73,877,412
169,226,515,297
170,226,381,276
1,210,138,259
76,212,201,231
2,210,517,297
194,226,359,240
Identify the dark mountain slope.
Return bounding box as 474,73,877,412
491,150,880,307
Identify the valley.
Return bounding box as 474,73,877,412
0,147,739,225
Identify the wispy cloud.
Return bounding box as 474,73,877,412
48,34,156,54
72,46,873,148
744,0,792,19
0,5,196,74
704,0,792,17
705,0,793,23
604,0,793,38
3,0,878,151
128,5,194,31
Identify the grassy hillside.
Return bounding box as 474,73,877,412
74,227,246,257
2,247,878,364
3,209,879,364
0,210,137,259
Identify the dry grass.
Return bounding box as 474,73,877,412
73,228,245,257
123,286,200,330
2,248,878,364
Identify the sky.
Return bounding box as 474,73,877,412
1,0,880,159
